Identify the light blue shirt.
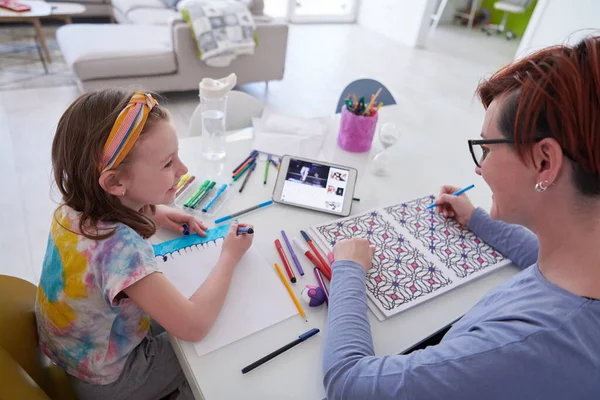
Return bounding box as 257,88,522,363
323,208,600,399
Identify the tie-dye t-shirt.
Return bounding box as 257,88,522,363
35,206,159,384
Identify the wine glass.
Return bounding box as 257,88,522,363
370,122,400,176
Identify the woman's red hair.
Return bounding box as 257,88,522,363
476,35,600,195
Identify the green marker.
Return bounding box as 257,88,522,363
263,157,270,185
191,181,216,209
233,161,254,182
184,179,210,207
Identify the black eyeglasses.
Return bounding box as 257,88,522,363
468,138,575,168
468,139,514,168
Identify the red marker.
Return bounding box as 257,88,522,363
275,239,296,283
293,238,331,281
300,230,332,279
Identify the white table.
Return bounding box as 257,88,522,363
164,105,520,399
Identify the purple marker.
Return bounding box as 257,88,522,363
281,229,304,276
314,267,329,305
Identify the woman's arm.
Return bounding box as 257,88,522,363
468,208,539,270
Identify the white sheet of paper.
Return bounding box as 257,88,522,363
158,239,297,357
251,109,331,158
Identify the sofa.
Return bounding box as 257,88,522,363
56,0,289,93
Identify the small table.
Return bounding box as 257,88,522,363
0,1,85,68
160,105,520,399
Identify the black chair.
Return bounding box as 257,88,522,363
335,78,397,113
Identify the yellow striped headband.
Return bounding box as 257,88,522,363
100,92,158,172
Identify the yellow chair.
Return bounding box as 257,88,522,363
0,275,77,400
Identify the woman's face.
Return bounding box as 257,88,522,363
476,99,538,225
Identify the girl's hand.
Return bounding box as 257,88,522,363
434,185,476,227
153,205,207,236
220,223,254,266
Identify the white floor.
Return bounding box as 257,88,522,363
0,23,518,283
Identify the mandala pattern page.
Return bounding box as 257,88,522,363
312,210,452,317
384,195,508,279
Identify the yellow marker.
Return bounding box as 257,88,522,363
177,173,190,188
274,263,307,322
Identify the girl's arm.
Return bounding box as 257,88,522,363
124,223,252,342
124,255,237,342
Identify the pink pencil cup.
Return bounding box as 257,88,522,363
337,107,379,153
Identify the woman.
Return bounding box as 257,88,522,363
323,36,600,399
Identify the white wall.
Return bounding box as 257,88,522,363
358,0,436,47
517,0,600,58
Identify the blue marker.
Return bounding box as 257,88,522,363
426,184,475,210
214,200,273,224
182,223,189,236
202,183,228,213
237,226,254,235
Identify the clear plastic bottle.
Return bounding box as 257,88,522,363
199,73,237,160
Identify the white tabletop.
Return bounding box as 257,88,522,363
0,0,51,18
163,105,520,399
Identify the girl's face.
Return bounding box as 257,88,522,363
120,120,188,210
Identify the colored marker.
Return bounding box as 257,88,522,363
314,267,329,305
233,160,254,182
214,200,274,224
182,223,189,236
191,181,215,209
177,173,190,189
263,155,271,185
241,328,320,374
176,175,196,198
292,238,330,281
273,263,306,321
270,157,280,169
232,150,258,174
426,184,475,209
275,239,296,283
202,183,228,212
281,230,304,276
239,162,257,193
237,226,254,235
184,179,210,207
300,230,332,279
327,252,334,264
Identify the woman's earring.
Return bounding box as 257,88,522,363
535,180,549,193
122,189,126,196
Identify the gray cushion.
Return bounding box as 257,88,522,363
57,24,177,80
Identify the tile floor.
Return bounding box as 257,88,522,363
0,22,518,283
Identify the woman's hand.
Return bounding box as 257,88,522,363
434,185,476,227
153,205,207,236
333,238,375,272
220,223,254,266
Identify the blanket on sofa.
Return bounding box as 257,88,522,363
178,0,257,67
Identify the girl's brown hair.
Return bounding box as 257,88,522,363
52,88,169,239
476,35,600,196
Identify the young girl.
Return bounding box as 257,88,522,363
35,89,253,400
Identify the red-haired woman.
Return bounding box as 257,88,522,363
323,36,600,399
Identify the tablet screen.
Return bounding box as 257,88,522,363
279,158,350,213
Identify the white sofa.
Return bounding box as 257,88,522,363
57,0,288,93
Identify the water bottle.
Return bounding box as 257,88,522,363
199,73,237,160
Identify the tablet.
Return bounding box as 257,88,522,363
272,155,358,217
